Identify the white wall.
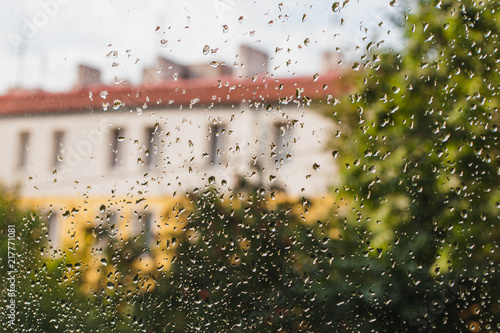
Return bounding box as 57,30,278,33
0,103,337,199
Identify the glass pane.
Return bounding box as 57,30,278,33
0,0,498,332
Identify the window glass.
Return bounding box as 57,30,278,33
53,131,65,167
47,210,61,250
272,122,292,166
110,127,125,168
208,123,226,166
0,1,498,332
144,124,160,168
17,131,29,169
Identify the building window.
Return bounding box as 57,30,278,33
272,122,292,166
144,125,160,168
137,212,154,248
110,127,125,168
53,131,65,167
93,209,118,254
18,131,29,169
47,211,61,249
209,124,225,166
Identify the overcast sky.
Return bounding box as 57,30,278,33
0,0,403,93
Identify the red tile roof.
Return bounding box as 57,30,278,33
0,73,344,116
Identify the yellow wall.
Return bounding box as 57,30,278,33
19,195,192,292
18,192,339,292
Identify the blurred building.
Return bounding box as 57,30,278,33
0,45,344,262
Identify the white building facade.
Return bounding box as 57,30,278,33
0,74,340,200
0,58,344,253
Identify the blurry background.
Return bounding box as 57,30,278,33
0,0,401,93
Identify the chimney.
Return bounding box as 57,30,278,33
75,64,101,89
185,63,233,79
142,57,190,85
321,51,342,73
236,45,268,78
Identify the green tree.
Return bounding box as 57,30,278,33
129,2,500,331
140,189,341,332
331,0,500,331
0,188,90,332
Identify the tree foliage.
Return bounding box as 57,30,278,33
331,0,500,330
0,188,86,332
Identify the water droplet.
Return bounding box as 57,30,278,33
106,281,115,289
113,100,122,110
203,45,210,55
440,133,451,143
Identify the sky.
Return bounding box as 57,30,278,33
0,0,404,94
